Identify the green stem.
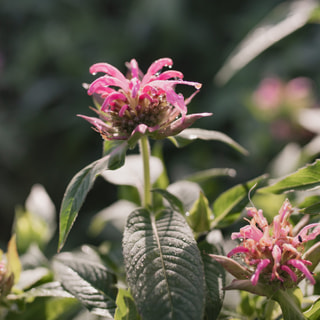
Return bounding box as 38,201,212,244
140,136,152,208
272,289,306,320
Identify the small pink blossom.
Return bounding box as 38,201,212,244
79,58,211,142
227,199,320,287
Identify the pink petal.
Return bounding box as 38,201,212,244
101,92,127,112
77,115,114,132
130,77,141,98
294,223,320,244
288,259,315,284
281,265,298,282
139,93,154,103
129,59,140,79
271,244,282,281
251,259,270,285
237,225,263,242
89,62,128,83
119,104,129,117
142,58,173,85
88,76,129,94
157,70,184,80
227,246,250,258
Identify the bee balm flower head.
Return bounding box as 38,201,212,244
211,199,320,295
79,58,211,142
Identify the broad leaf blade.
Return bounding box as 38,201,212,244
260,159,320,194
53,254,117,318
212,175,267,228
169,128,248,155
58,142,127,251
123,208,205,320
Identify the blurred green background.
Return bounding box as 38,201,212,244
1,0,320,247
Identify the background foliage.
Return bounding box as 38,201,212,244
1,0,320,255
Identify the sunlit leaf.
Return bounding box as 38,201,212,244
215,0,318,85
7,235,22,284
53,253,117,318
212,175,267,228
88,200,137,238
123,208,205,320
304,298,320,320
101,155,163,189
169,128,248,155
184,168,236,183
187,192,212,232
259,160,320,194
114,288,141,320
166,180,203,212
58,142,127,252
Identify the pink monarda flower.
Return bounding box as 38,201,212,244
79,58,211,141
227,199,320,287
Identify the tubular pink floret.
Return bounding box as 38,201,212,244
129,59,140,79
101,92,127,112
288,259,315,284
251,259,270,285
142,58,173,85
157,70,184,80
227,246,250,258
89,62,127,83
281,265,298,282
294,223,320,244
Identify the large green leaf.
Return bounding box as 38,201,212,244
53,254,117,318
211,175,267,229
58,141,127,252
169,128,248,155
123,208,205,320
259,159,320,194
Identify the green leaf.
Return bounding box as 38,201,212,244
299,202,320,215
259,160,320,194
114,288,141,320
152,188,185,214
89,200,137,238
21,282,75,300
169,128,248,155
123,208,205,320
187,192,212,232
212,175,267,228
5,297,81,320
304,298,320,320
166,180,203,212
184,168,236,183
53,253,117,318
58,142,127,252
198,242,225,320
